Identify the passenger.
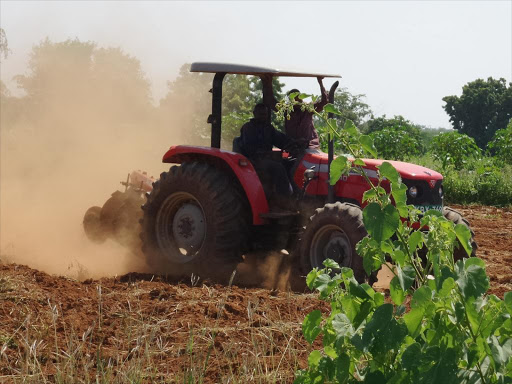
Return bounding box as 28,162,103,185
262,75,328,151
239,103,294,202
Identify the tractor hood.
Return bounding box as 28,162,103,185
317,153,443,182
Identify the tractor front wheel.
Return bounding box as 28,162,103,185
443,207,478,261
299,202,369,284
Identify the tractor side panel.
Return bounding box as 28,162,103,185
162,145,269,225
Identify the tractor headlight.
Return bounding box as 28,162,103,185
439,186,444,198
409,186,418,198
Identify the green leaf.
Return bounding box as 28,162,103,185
332,313,355,337
401,342,422,370
404,307,424,338
454,223,473,257
391,183,407,207
378,161,401,185
411,286,432,309
390,276,405,305
323,259,341,270
329,155,350,186
334,354,350,383
408,231,424,253
504,291,512,315
353,158,366,166
397,264,416,291
303,310,322,344
363,371,386,383
299,93,311,100
306,269,320,289
438,277,455,298
359,135,378,158
324,103,342,115
362,189,376,203
455,258,489,299
343,119,359,136
308,350,322,367
363,202,400,242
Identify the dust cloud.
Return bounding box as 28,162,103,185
0,39,208,279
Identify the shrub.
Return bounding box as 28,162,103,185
488,120,512,165
431,131,481,170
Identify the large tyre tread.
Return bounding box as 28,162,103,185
140,162,249,279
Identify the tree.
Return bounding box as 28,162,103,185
360,115,425,157
443,77,512,148
14,38,152,127
0,28,9,59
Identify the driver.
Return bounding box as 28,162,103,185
262,75,328,152
239,103,294,204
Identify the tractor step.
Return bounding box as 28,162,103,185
259,210,299,219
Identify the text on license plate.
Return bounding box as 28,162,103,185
414,205,443,213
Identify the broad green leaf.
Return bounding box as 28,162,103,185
504,291,512,315
306,269,320,289
323,259,341,270
390,276,405,305
362,189,377,202
391,183,408,207
438,277,455,298
288,91,299,100
299,93,311,100
397,264,416,291
324,103,342,115
409,231,424,253
324,345,337,359
327,118,338,133
359,135,378,158
303,310,322,344
411,286,432,309
343,119,359,136
404,307,424,338
363,202,400,242
455,258,489,299
335,354,350,383
401,342,422,370
379,162,401,185
353,158,366,166
329,155,350,185
363,371,386,383
332,313,355,337
308,350,322,367
454,223,473,257
392,249,405,266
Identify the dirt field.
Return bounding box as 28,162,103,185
0,205,510,383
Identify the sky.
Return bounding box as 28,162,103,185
1,0,511,129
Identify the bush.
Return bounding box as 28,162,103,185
370,127,422,161
430,131,481,170
488,120,512,165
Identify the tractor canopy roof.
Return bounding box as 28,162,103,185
190,62,341,78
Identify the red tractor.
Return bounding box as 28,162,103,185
136,63,476,283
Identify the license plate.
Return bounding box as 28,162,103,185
414,205,443,214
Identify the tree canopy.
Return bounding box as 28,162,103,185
443,77,512,149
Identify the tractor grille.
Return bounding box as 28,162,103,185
402,178,443,206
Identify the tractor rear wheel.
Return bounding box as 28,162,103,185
299,202,369,284
443,207,477,261
140,162,248,282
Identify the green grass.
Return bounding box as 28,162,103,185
408,154,512,207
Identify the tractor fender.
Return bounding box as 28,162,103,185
162,145,269,225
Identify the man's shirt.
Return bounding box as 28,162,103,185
240,118,289,159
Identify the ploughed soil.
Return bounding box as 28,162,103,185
0,205,510,383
